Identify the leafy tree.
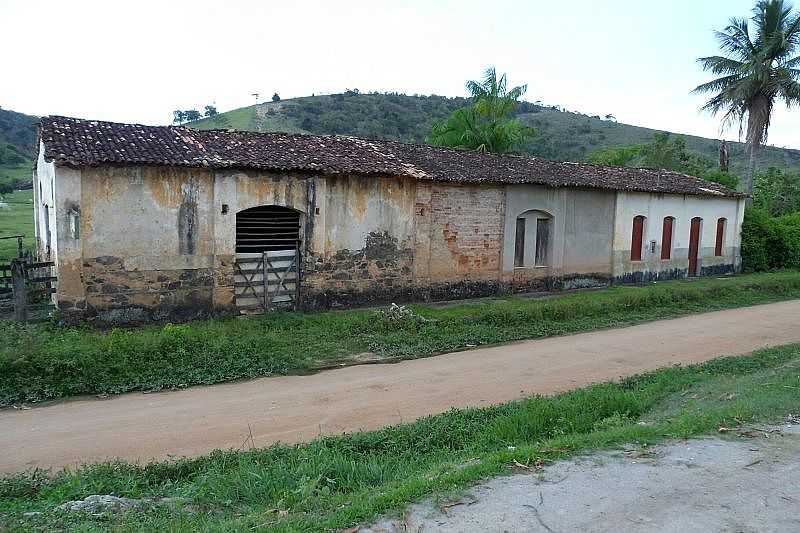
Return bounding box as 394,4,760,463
184,109,202,122
172,110,186,125
272,93,281,102
694,0,800,199
753,166,800,214
427,67,534,153
586,133,739,190
586,145,641,166
204,105,218,118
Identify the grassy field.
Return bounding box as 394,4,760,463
2,271,800,407
1,343,798,532
0,189,34,261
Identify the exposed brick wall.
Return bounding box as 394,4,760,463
416,183,506,282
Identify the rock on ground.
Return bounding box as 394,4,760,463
362,422,800,533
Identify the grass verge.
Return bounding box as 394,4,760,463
1,343,799,531
2,271,800,406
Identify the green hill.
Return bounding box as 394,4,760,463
0,107,37,188
189,93,800,177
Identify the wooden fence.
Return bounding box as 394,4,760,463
0,258,57,322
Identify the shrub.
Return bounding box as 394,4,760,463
741,208,772,272
741,208,800,272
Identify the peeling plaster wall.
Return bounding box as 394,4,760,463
612,192,744,282
302,174,417,308
502,185,615,290
41,159,746,321
75,166,216,321
33,143,58,262
411,182,508,300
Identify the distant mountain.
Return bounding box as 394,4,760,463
3,92,800,188
188,93,800,178
0,107,37,186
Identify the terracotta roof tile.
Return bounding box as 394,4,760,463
39,116,743,198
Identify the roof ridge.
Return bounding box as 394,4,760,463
37,115,744,198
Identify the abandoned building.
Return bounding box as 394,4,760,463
34,116,746,322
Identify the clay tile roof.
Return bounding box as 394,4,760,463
39,116,743,198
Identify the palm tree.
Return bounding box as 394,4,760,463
428,67,534,153
694,0,800,199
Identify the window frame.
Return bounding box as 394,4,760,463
714,217,726,257
661,216,674,260
630,215,646,262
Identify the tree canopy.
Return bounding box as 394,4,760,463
694,0,800,196
427,67,534,153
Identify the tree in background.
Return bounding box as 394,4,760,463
272,93,281,102
753,167,800,214
694,0,800,199
184,109,202,122
427,67,534,153
204,105,218,118
172,110,186,125
586,133,739,190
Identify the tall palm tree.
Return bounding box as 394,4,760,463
694,0,800,198
428,67,534,153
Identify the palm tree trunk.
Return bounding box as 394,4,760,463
745,142,756,207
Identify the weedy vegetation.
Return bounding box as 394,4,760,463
1,271,800,406
1,343,798,531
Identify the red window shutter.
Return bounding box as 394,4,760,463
631,216,645,261
661,217,673,260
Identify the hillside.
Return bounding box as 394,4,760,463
3,93,800,185
0,107,37,187
189,93,800,177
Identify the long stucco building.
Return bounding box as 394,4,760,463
34,116,745,322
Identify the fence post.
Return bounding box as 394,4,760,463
11,259,27,323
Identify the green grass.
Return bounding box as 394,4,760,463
2,271,800,407
0,189,34,261
1,343,798,532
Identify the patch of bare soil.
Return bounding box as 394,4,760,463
362,421,800,533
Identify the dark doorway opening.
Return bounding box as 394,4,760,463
235,205,300,253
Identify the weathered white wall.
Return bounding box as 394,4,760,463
502,185,616,280
320,174,416,254
612,191,744,280
33,143,58,261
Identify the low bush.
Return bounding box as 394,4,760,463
741,209,800,272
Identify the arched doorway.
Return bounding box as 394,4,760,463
234,205,301,313
236,205,300,253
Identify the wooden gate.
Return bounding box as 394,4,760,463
234,247,300,313
0,258,57,321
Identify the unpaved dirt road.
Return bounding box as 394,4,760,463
362,423,800,533
2,300,799,473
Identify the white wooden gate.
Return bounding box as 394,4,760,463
234,247,300,313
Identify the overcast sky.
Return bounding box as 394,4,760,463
3,0,800,148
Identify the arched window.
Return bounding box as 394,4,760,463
661,217,675,260
236,205,300,253
631,215,646,261
514,210,553,267
715,218,727,256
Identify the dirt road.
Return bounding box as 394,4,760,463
2,300,799,473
